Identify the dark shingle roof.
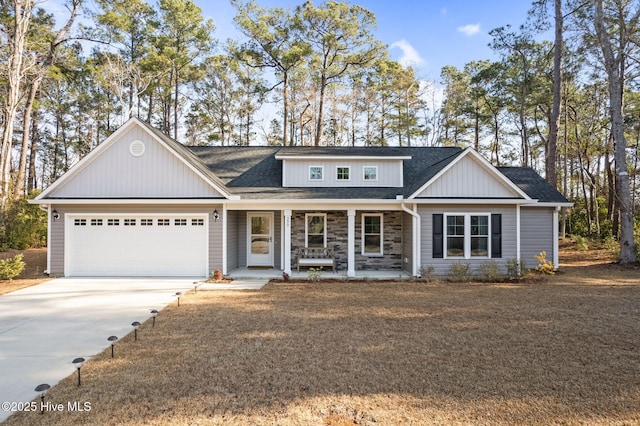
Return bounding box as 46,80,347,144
186,145,570,203
498,167,570,203
188,146,464,199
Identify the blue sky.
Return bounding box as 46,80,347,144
204,0,538,82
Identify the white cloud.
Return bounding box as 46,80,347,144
390,39,425,67
457,23,481,36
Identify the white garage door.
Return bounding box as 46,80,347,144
66,214,208,277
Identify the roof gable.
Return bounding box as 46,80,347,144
409,148,530,200
37,118,229,200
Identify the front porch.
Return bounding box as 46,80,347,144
226,267,412,281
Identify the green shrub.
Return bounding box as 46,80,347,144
0,195,47,250
573,235,589,251
307,267,324,282
447,262,472,282
476,260,503,282
506,258,528,279
0,254,25,280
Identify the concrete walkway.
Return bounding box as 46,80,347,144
0,278,202,422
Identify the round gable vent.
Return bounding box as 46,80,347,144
129,140,146,157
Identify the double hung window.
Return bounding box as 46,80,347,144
445,214,489,258
362,214,383,255
306,214,326,248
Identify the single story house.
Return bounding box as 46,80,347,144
32,117,572,278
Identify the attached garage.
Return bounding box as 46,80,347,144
65,214,209,277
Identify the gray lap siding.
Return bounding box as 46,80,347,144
520,207,554,269
419,205,517,275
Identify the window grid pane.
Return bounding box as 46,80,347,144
337,167,350,180
309,167,323,180
307,215,325,248
363,215,382,254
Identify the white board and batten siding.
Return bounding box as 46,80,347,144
418,205,517,275
282,159,403,187
416,155,518,198
46,125,224,199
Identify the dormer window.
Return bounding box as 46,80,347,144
309,166,323,181
337,166,350,181
363,166,378,181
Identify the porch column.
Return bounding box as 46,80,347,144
516,204,521,275
284,210,292,274
347,209,356,277
553,206,559,269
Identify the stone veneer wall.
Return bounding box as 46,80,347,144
291,211,403,272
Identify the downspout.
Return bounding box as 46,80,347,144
401,202,420,277
516,204,521,276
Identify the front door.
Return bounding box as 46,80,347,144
247,212,273,267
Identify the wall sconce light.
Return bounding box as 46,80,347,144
52,210,60,220
107,336,118,358
72,357,85,386
150,309,158,327
213,209,220,221
131,321,140,341
34,383,50,414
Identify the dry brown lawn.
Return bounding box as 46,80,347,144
4,242,640,425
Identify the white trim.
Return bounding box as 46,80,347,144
411,198,538,205
308,165,324,181
553,207,559,269
305,213,327,247
222,205,227,275
516,204,521,273
443,212,491,260
246,212,274,267
362,213,384,256
408,147,532,200
283,210,292,274
46,205,52,275
336,165,351,181
401,203,420,277
347,209,356,277
363,166,378,181
276,154,412,160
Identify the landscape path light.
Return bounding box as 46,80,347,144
150,309,158,327
107,335,118,358
175,291,182,306
34,383,50,414
72,357,85,386
131,321,140,341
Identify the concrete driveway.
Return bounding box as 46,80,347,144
0,278,197,422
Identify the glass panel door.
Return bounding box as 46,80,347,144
247,213,273,266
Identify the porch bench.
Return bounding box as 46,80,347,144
296,247,335,272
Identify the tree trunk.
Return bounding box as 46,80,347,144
547,0,562,189
594,0,637,263
314,74,327,146
1,0,34,208
27,110,39,192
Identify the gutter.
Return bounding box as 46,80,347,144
401,202,421,277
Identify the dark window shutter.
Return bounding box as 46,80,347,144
433,214,443,258
491,214,502,258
